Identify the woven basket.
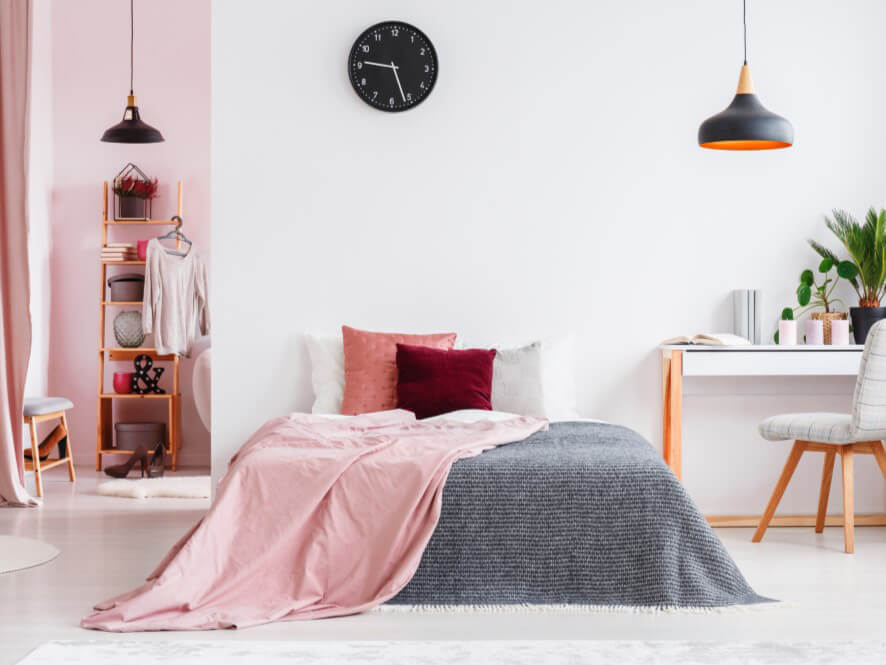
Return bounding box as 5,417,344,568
812,311,847,345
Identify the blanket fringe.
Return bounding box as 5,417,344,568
375,601,792,615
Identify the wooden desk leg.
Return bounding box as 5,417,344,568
662,350,683,480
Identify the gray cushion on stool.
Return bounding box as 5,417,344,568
23,397,74,417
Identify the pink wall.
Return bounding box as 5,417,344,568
47,0,211,467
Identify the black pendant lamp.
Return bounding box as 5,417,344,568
101,0,164,143
698,0,792,150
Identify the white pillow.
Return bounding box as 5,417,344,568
491,342,545,418
305,334,344,413
424,409,521,423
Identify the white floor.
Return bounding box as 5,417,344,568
3,469,886,665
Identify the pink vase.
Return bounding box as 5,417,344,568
113,372,134,394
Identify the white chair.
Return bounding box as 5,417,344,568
753,319,886,553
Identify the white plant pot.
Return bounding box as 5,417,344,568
805,319,824,345
778,320,798,346
830,319,850,346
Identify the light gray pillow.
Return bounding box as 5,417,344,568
491,342,546,418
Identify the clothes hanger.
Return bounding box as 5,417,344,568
155,215,193,257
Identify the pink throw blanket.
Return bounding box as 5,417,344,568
82,410,547,631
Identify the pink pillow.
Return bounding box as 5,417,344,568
396,344,497,419
341,326,457,415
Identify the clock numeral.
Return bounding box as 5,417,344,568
406,92,412,101
391,28,399,37
410,35,414,43
356,61,363,69
372,91,378,99
389,97,395,106
424,65,430,73
360,78,366,86
420,48,425,56
420,81,425,89
373,33,381,41
361,45,369,53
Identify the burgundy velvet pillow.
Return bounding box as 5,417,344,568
396,344,497,419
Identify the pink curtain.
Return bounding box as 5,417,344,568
0,0,38,506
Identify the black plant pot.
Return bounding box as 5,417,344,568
850,306,886,344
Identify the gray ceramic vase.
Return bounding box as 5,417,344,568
113,310,145,348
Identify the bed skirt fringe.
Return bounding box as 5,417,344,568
375,601,790,615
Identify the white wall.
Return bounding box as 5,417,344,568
212,0,886,513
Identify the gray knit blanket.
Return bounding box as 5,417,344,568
390,421,770,608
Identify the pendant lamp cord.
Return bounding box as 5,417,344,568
129,0,134,95
743,0,748,64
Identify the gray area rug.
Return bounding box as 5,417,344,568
18,640,886,664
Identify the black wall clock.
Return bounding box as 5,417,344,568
348,21,438,112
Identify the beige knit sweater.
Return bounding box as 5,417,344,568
142,238,210,356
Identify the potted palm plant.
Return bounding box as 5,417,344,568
810,207,886,344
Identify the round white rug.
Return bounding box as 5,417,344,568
0,535,59,575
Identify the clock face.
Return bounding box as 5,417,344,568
348,22,438,112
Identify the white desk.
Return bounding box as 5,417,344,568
660,344,863,481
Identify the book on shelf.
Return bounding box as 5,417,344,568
661,333,752,346
104,242,135,248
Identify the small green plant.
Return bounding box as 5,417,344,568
774,257,854,342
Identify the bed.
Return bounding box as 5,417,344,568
82,410,769,632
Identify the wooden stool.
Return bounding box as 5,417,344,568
23,397,76,497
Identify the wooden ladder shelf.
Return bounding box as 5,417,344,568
96,181,182,471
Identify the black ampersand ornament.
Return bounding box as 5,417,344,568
131,354,166,395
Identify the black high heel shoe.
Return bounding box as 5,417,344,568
147,442,166,478
104,444,148,478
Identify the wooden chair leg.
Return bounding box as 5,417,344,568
872,442,886,481
841,447,855,554
815,450,836,533
28,418,43,498
61,412,76,483
753,441,805,543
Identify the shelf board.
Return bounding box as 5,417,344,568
102,347,176,361
102,301,143,306
103,219,178,225
98,447,170,456
99,393,177,399
101,260,145,265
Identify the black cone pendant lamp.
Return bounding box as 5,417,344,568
698,0,792,150
101,0,164,143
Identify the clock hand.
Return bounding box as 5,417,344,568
391,60,406,102
363,60,398,69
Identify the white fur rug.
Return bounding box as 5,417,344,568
17,640,886,664
0,536,59,575
96,476,210,499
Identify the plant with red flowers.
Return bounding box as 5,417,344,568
113,176,159,200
